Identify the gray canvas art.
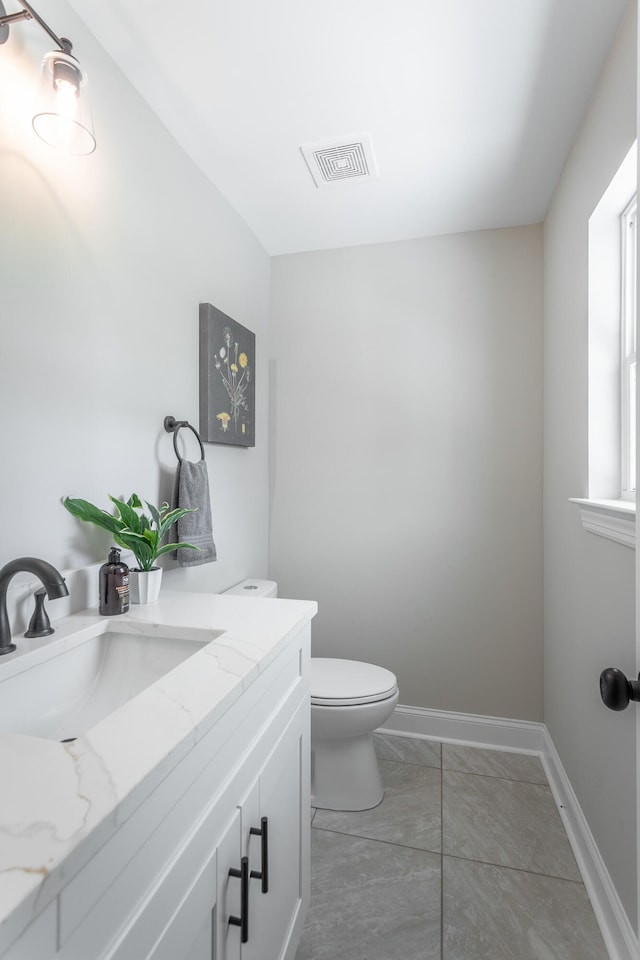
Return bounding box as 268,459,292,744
199,302,255,447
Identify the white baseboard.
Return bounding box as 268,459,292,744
379,704,638,960
380,703,547,752
540,728,638,960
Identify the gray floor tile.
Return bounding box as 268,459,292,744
298,736,602,960
296,829,441,960
313,759,441,853
374,732,442,768
443,770,581,880
443,856,609,960
443,744,547,783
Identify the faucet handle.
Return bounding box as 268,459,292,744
24,588,54,638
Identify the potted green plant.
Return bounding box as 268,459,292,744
63,493,198,603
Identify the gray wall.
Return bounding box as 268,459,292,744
0,0,271,604
544,2,637,928
270,226,543,720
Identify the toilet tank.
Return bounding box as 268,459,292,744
221,579,278,598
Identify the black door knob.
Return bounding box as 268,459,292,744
599,667,640,711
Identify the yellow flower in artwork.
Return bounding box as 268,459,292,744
230,363,238,373
239,353,248,368
216,412,231,432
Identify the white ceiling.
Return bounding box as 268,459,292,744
67,0,630,255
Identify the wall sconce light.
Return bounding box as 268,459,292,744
0,0,95,155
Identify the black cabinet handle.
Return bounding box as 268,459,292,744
229,855,249,942
600,667,640,711
250,816,269,893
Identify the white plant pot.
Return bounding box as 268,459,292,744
129,567,162,604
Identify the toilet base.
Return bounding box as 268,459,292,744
311,732,384,811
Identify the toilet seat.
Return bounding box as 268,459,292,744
311,658,398,707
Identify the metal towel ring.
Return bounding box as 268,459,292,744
164,415,205,462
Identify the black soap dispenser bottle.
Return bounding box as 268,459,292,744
99,547,130,616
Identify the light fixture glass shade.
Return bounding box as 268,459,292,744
32,50,96,155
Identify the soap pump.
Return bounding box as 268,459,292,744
99,547,129,616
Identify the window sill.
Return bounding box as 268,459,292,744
569,498,636,549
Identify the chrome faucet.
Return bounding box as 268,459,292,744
0,557,69,655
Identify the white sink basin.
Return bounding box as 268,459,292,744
0,622,219,741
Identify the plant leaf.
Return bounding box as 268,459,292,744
116,532,154,570
115,529,149,544
63,497,123,535
142,528,159,550
109,495,142,533
146,501,162,529
156,542,199,558
157,506,197,541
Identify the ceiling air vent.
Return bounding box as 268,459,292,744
300,133,379,188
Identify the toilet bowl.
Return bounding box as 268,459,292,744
311,658,399,811
221,582,399,812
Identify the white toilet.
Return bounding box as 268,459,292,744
221,578,279,598
310,658,399,811
221,580,399,812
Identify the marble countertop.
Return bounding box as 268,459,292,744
0,591,317,955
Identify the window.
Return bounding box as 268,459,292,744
571,142,637,547
621,195,636,499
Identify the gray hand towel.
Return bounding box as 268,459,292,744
172,459,217,566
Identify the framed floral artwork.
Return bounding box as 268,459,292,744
199,302,255,447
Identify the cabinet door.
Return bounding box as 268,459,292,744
185,911,213,960
98,821,218,960
184,915,213,960
215,809,243,960
243,704,307,960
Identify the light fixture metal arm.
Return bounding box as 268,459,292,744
0,8,30,26
0,0,72,53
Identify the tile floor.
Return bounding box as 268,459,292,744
295,734,610,960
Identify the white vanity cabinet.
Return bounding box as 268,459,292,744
216,699,308,960
243,703,308,960
1,619,311,960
